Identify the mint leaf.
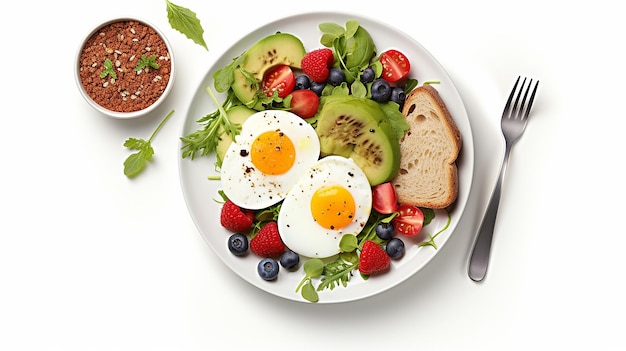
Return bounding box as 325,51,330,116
165,0,208,50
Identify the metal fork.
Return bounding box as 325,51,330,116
468,76,539,282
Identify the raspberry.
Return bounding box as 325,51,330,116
301,48,334,83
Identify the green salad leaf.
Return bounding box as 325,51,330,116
165,0,208,50
123,110,175,178
319,20,376,83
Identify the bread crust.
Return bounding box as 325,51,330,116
391,84,462,209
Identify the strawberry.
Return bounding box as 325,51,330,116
301,48,334,83
358,240,391,275
250,221,285,257
220,200,254,232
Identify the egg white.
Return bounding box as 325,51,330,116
277,155,373,258
220,110,320,210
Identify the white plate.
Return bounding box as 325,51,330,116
179,11,474,303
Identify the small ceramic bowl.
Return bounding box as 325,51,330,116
75,17,175,119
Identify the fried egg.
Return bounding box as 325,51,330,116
277,155,373,258
220,110,320,210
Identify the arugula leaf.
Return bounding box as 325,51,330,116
100,58,117,79
378,101,410,141
180,87,240,160
123,109,175,178
165,0,208,50
134,54,159,71
317,252,358,291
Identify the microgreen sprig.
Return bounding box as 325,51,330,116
134,54,159,72
296,259,324,303
123,109,175,178
100,58,117,79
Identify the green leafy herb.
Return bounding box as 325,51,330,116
319,20,376,83
250,202,281,237
123,109,175,178
165,0,208,50
339,234,358,253
419,209,450,249
180,87,240,161
317,252,358,291
296,259,324,302
134,54,159,71
100,58,117,79
213,55,247,93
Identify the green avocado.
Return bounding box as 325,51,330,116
231,33,306,110
216,105,257,164
315,95,401,185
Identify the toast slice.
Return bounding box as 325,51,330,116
391,84,462,209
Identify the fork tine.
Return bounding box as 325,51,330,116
502,76,521,118
511,77,527,119
522,79,539,120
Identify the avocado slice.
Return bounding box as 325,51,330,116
231,33,306,110
216,105,257,164
315,95,401,185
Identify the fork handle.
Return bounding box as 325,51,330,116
468,143,512,281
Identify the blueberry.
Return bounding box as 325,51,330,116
227,233,248,256
279,250,300,270
375,222,395,241
295,74,311,90
327,68,346,86
257,258,279,281
386,238,405,259
371,79,391,102
310,81,327,96
390,87,406,108
360,67,375,83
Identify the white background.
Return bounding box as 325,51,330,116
1,0,624,350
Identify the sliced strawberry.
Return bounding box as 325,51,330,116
372,182,398,214
358,240,391,275
220,200,254,232
301,48,334,83
250,221,285,257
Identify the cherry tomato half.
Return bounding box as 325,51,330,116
372,182,398,214
392,204,424,236
379,49,411,84
262,65,295,98
287,89,319,118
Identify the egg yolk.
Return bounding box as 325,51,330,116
310,185,356,230
250,130,296,175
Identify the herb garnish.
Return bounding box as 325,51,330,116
100,58,117,79
296,259,324,303
165,0,208,50
123,109,175,178
134,54,159,72
319,20,376,84
180,87,240,161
